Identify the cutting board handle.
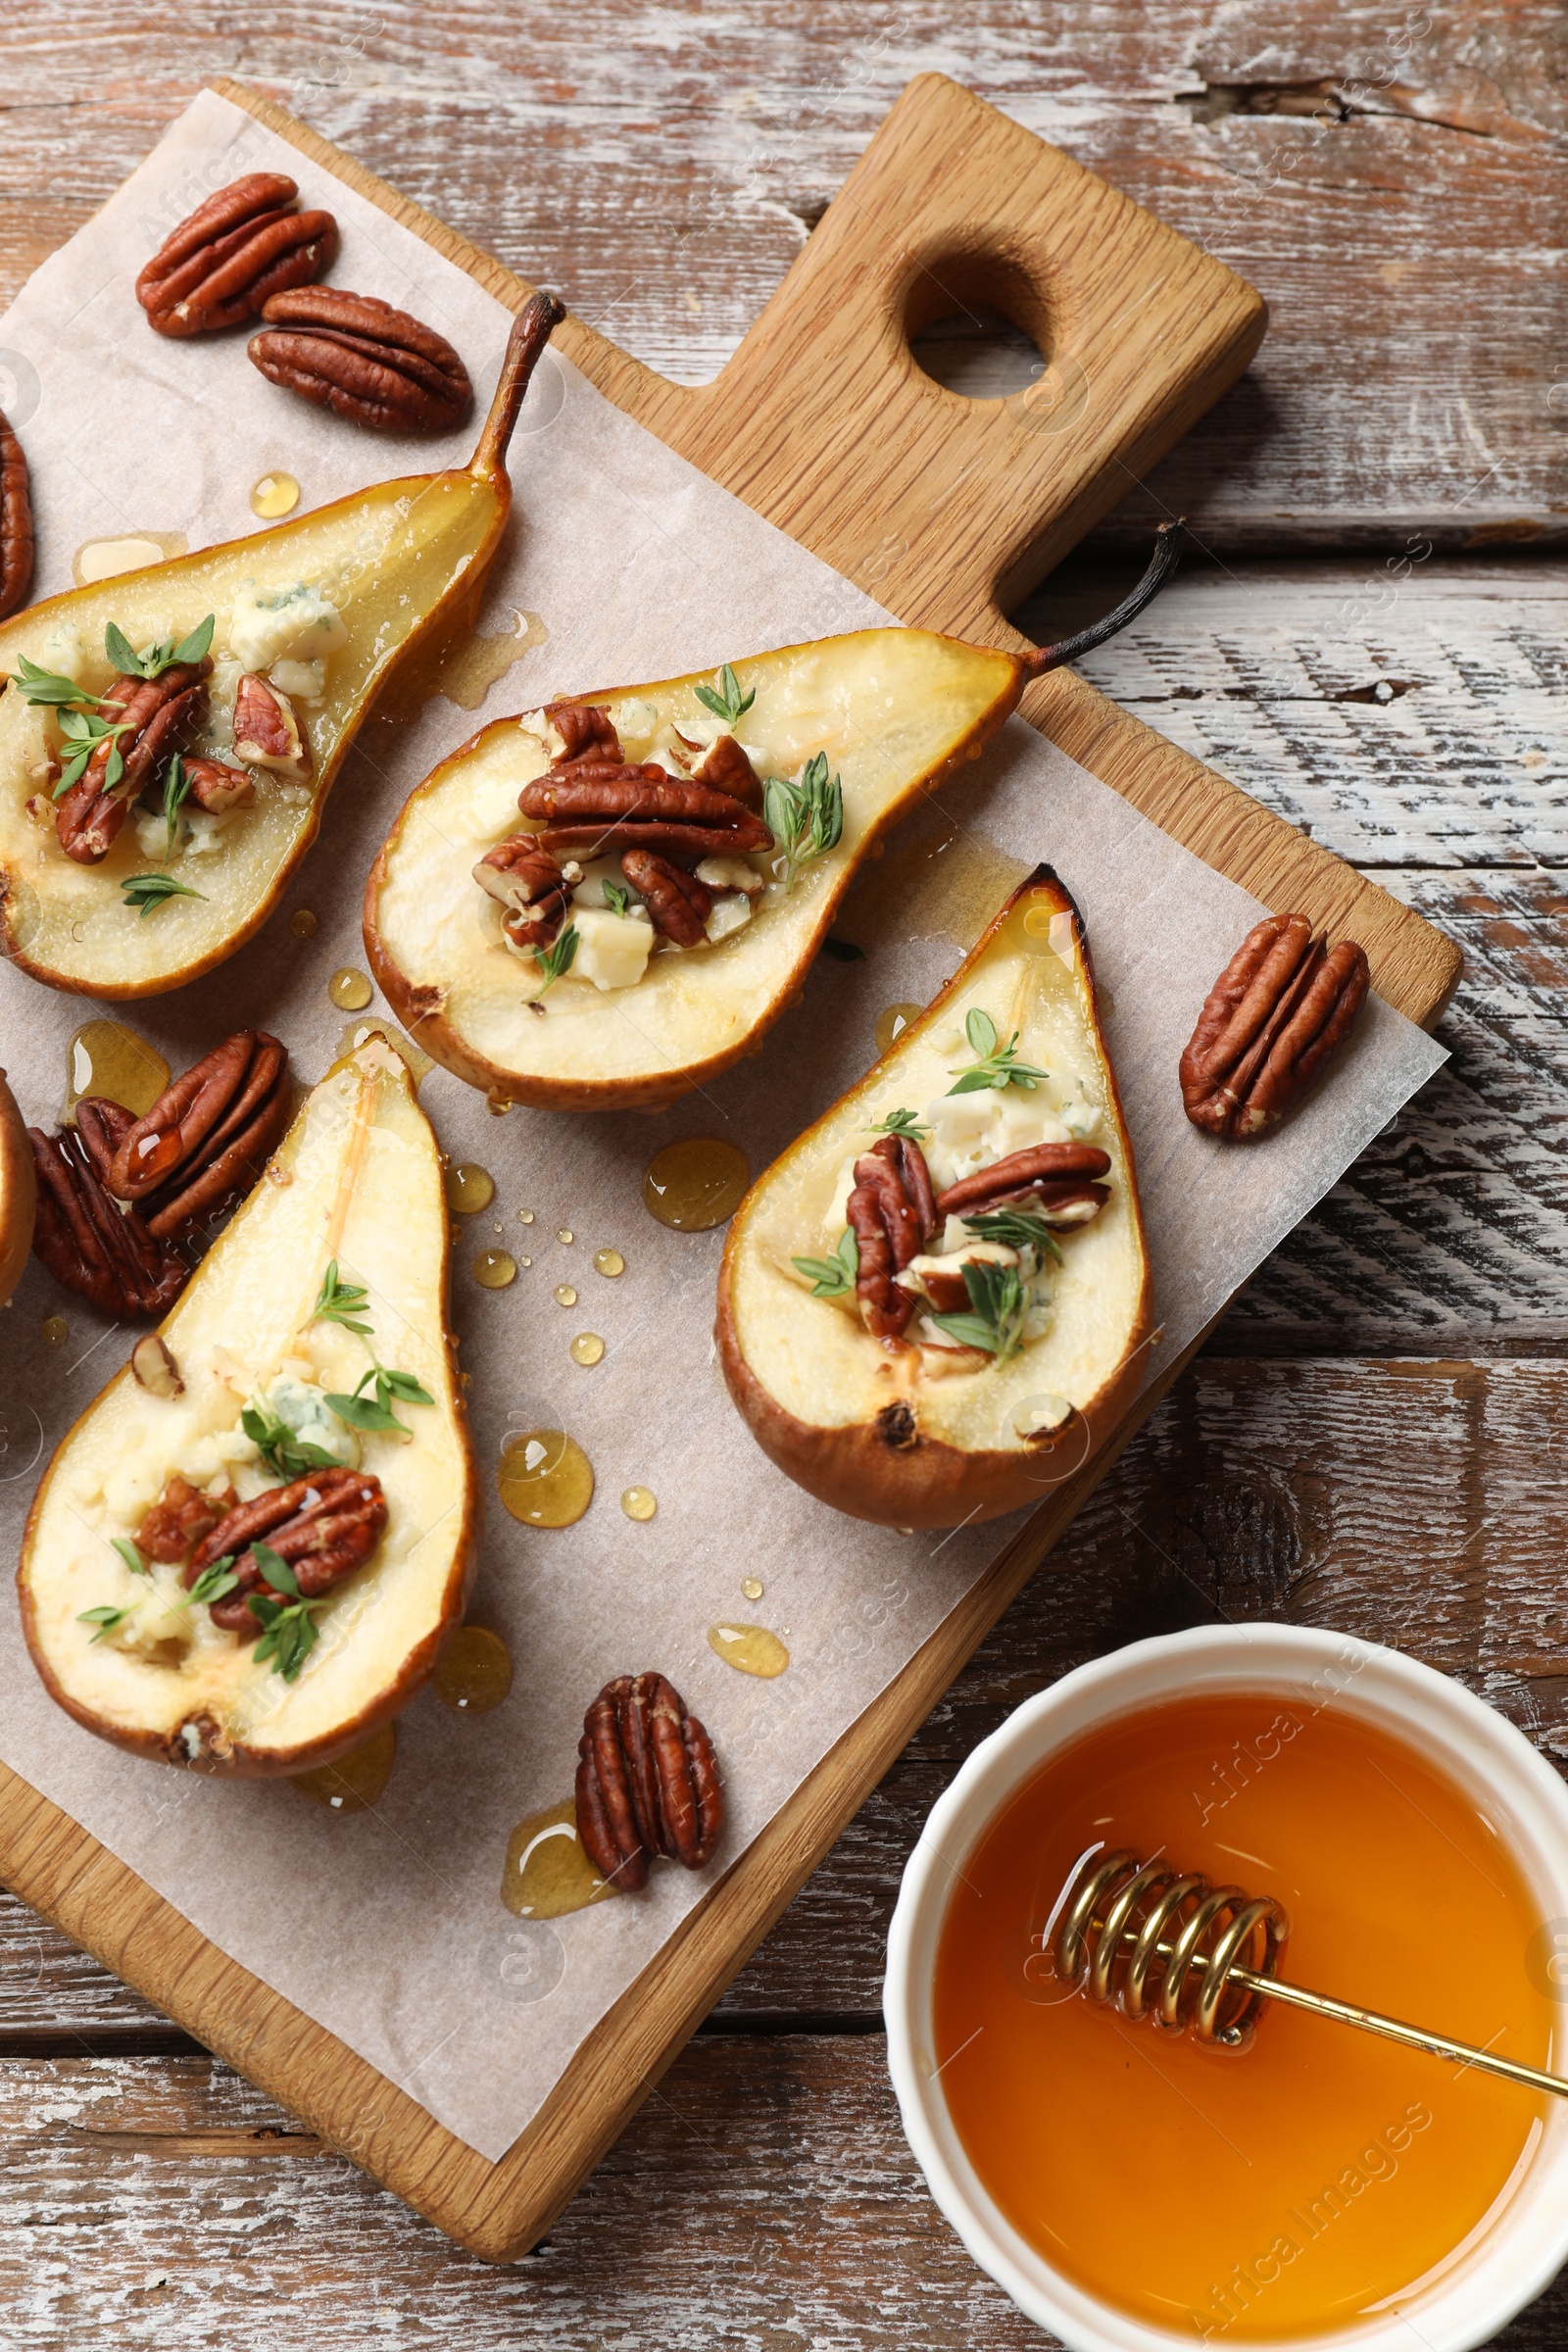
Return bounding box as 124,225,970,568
622,74,1265,643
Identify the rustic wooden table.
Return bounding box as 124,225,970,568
2,6,1565,2344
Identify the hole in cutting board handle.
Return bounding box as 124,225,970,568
904,249,1087,437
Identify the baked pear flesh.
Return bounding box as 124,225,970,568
18,1036,477,1775
364,530,1183,1112
717,869,1153,1528
0,292,562,999
0,1068,34,1305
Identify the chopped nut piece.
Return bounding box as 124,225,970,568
130,1334,183,1398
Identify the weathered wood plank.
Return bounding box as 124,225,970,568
0,2040,1561,2347
0,6,1562,546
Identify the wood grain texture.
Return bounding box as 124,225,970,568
0,4,1561,550
8,1356,1568,2343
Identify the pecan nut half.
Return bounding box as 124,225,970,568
232,673,311,782
187,1468,388,1634
84,1029,290,1242
689,732,763,813
0,406,34,622
474,839,571,952
1181,914,1371,1140
848,1133,938,1339
520,763,772,863
54,659,211,864
934,1143,1112,1225
183,755,254,813
619,848,710,945
250,288,473,435
546,703,622,762
138,1473,238,1564
27,1125,186,1318
575,1672,723,1890
136,173,339,338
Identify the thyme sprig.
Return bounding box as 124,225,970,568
104,614,214,680
603,881,632,918
324,1362,434,1442
929,1258,1032,1365
313,1260,373,1338
247,1546,327,1682
77,1603,133,1643
240,1402,339,1482
160,752,193,858
122,872,205,917
188,1556,240,1607
868,1106,929,1140
532,922,579,997
764,751,843,889
947,1008,1048,1096
792,1225,858,1299
694,661,755,726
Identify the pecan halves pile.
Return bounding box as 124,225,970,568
575,1672,723,1891
186,1469,388,1634
250,288,473,434
81,1029,290,1241
55,658,211,864
0,405,33,622
473,839,572,952
519,766,772,862
136,173,339,338
849,1133,938,1339
935,1143,1113,1227
27,1124,186,1318
1181,913,1371,1141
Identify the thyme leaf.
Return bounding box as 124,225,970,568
693,661,755,725
960,1204,1063,1267
792,1225,859,1299
929,1258,1032,1365
531,922,579,996
947,1007,1048,1095
868,1106,929,1140
122,872,205,917
763,751,843,889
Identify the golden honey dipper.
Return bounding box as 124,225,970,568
1055,1848,1568,2101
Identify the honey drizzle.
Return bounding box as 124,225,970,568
502,1799,616,1919
62,1020,171,1125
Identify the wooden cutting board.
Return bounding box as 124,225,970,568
0,73,1461,2263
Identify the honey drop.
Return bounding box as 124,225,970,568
486,1090,513,1116
63,1019,171,1124
874,1001,925,1056
71,531,186,586
741,1576,764,1601
250,471,301,519
502,1798,616,1920
554,1284,577,1307
445,1163,496,1214
40,1314,68,1347
499,1430,594,1528
434,1625,513,1713
569,1332,605,1367
475,1249,517,1290
290,1722,395,1812
289,907,318,939
708,1622,789,1678
620,1486,657,1522
643,1137,750,1231
328,967,373,1012
557,1227,573,1246
516,1208,536,1225
593,1248,624,1278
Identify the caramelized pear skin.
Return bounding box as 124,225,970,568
17,1038,479,1776
0,1069,34,1305
0,292,563,1001
364,526,1183,1113
715,869,1154,1528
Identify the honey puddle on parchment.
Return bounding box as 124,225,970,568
72,532,187,587
933,1690,1555,2341
61,1019,170,1124
838,804,1030,956
373,597,549,724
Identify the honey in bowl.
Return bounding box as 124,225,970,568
932,1688,1555,2341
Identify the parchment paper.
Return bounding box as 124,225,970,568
0,93,1446,2161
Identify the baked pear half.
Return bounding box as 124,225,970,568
716,868,1153,1528
0,1067,34,1304
364,530,1182,1112
18,1035,478,1775
0,292,561,999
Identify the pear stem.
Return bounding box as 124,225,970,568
1020,520,1185,675
470,289,567,483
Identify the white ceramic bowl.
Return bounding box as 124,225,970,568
884,1623,1568,2351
